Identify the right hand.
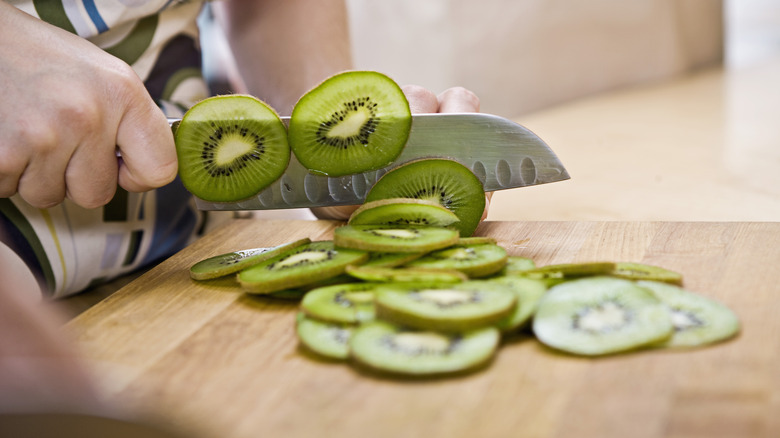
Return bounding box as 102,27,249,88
0,4,178,209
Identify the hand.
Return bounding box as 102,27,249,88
311,85,489,221
0,4,178,209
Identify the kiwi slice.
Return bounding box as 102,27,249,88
490,276,548,333
502,256,536,275
637,281,740,348
532,276,673,356
238,241,368,294
365,158,486,237
175,94,290,202
348,198,460,227
296,313,353,360
610,262,684,285
334,225,459,253
407,243,508,278
456,236,497,245
349,321,500,377
374,280,517,332
189,238,311,280
345,265,468,283
300,283,378,324
288,71,411,177
522,261,616,280
361,251,425,268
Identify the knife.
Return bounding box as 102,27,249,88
166,113,570,211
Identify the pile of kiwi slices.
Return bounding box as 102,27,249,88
174,70,413,202
189,196,740,379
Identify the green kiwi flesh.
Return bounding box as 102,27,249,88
611,262,684,285
637,281,740,348
301,283,378,324
361,251,426,268
296,313,353,360
175,95,290,202
345,265,468,283
365,158,486,237
288,71,411,177
489,276,548,333
238,241,368,294
349,321,500,376
523,261,616,280
374,281,517,332
190,238,311,280
532,276,674,356
407,243,508,278
334,225,459,253
502,256,537,275
348,198,460,227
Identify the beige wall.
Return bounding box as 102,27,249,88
347,0,723,117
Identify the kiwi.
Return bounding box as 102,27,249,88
175,94,290,202
334,224,460,253
374,280,517,332
300,283,378,324
490,276,548,333
502,256,536,275
610,262,684,285
522,261,617,280
189,238,311,280
636,281,740,348
365,158,486,237
348,198,460,227
287,71,411,177
456,236,497,245
345,265,468,283
361,251,426,268
532,276,674,356
407,242,508,278
238,241,368,294
296,313,353,360
349,321,500,377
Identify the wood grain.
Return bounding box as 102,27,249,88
66,220,780,438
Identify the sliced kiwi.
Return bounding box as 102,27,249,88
175,94,290,202
407,243,508,278
522,261,616,280
502,256,536,275
349,321,500,377
532,276,673,356
334,224,459,253
348,198,460,227
374,280,517,332
361,251,425,268
637,281,740,348
189,238,311,280
296,313,353,360
456,236,497,245
610,262,684,285
365,158,486,237
345,265,468,283
300,282,378,324
287,71,411,177
490,276,548,333
238,241,368,294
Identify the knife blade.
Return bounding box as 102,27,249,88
166,113,570,211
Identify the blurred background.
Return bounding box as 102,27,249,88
199,0,780,222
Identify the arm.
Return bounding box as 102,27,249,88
213,0,353,116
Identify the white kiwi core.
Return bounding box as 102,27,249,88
371,228,418,239
328,108,371,139
215,136,253,166
275,251,328,268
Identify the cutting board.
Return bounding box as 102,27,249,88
66,220,780,438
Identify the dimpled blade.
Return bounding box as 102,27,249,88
187,113,570,210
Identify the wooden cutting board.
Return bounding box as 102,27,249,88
66,220,780,438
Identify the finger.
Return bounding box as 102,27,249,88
437,87,480,113
115,81,178,193
402,84,439,114
310,205,359,221
64,135,119,209
16,151,68,209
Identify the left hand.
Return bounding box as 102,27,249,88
312,85,490,221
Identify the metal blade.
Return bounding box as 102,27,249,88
179,113,570,211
